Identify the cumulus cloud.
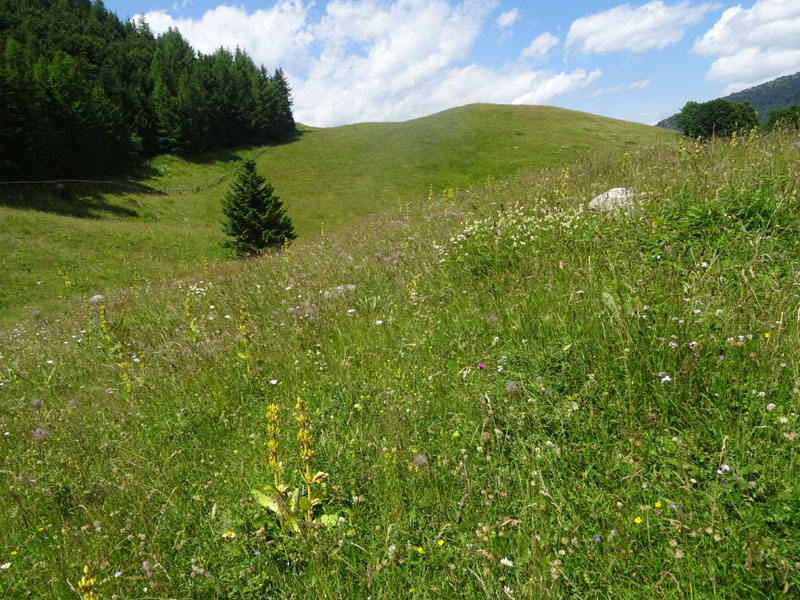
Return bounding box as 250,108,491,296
138,0,602,127
693,0,800,92
496,7,519,29
138,1,314,73
566,1,717,55
520,32,559,62
592,79,651,96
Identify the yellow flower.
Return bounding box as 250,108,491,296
634,516,643,524
438,539,444,547
764,332,770,338
417,546,424,554
655,502,662,508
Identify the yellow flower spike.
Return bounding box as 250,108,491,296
78,564,99,600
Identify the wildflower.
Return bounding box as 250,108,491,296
661,375,671,383
1,562,10,570
634,516,643,524
114,571,122,578
500,557,514,567
593,534,601,542
655,501,662,508
417,546,424,554
767,403,776,411
78,564,99,600
478,363,486,370
438,539,444,547
764,332,770,339
222,531,235,539
375,320,383,325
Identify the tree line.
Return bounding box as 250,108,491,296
675,98,800,139
0,0,294,180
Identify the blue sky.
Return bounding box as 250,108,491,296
101,0,800,127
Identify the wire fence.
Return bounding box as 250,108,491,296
0,146,269,195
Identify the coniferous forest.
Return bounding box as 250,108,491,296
0,0,295,180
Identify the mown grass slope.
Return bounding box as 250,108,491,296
0,104,675,329
1,129,798,599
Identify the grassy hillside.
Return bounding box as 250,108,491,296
0,104,675,330
1,128,798,598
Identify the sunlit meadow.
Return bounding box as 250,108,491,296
1,128,799,598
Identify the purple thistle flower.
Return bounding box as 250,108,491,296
478,363,486,370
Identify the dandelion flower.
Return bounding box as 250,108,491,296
500,557,514,567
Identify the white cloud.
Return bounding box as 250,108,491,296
566,1,717,55
138,1,314,73
592,79,651,96
693,0,800,92
520,32,559,62
496,7,519,29
138,0,603,127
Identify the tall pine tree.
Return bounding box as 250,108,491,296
221,159,296,256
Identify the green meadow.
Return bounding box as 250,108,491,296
0,104,671,330
1,109,799,599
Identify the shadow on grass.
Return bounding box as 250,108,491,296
0,185,144,219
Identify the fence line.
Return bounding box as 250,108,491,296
0,146,269,195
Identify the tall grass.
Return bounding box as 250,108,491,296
1,129,798,598
0,105,674,330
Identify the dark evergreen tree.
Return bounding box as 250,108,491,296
0,0,295,180
221,159,296,256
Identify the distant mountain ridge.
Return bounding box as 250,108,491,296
657,71,800,130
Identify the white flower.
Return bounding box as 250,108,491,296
375,320,383,325
766,403,776,411
1,562,10,570
661,375,672,383
114,571,122,578
222,531,235,539
500,557,514,567
269,379,278,385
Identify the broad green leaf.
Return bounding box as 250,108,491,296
251,489,280,513
317,514,339,527
298,496,311,511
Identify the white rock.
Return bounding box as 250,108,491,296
588,188,636,214
87,294,105,305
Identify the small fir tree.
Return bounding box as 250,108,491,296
222,159,296,256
